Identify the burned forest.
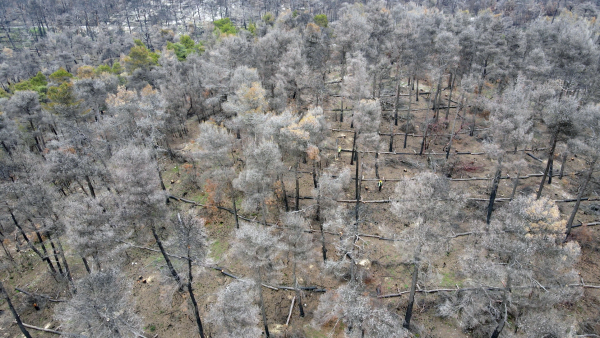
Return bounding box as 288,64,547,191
1,0,600,337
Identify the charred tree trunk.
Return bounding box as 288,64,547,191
1,238,13,261
375,152,380,179
151,223,182,290
280,176,289,212
320,221,327,261
536,133,558,199
261,199,268,227
295,162,300,211
312,162,318,189
564,157,596,241
354,151,361,227
0,282,33,338
404,83,412,149
433,73,443,122
403,245,421,329
186,248,205,338
258,267,270,338
54,235,75,292
559,151,568,179
34,227,62,275
9,210,56,275
510,169,521,201
548,158,554,184
350,131,357,166
415,78,419,102
446,95,464,160
486,161,503,225
230,188,240,229
85,175,96,199
293,261,304,317
445,71,456,121
394,77,401,126
46,232,64,276
82,256,91,274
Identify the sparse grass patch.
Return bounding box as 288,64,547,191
440,271,463,288
303,325,328,338
210,240,228,261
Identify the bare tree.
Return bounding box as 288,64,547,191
536,96,582,199
170,211,209,338
312,281,408,338
564,103,600,240
195,122,239,227
484,77,533,224
282,212,315,318
233,141,284,226
231,222,283,338
206,280,262,338
390,172,466,329
440,195,581,337
61,193,123,273
312,167,350,261
55,270,143,338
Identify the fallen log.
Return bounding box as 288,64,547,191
20,323,62,335
14,288,66,303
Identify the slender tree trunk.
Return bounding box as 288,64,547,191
559,151,568,179
312,162,318,189
375,151,380,179
280,176,289,212
355,151,360,226
319,220,327,261
548,158,554,184
35,228,62,274
151,224,182,290
350,131,357,166
510,169,521,200
82,256,91,274
470,106,476,137
46,232,64,276
420,98,432,156
490,284,509,338
415,78,419,102
340,100,344,123
536,133,558,199
258,267,270,338
445,71,456,121
433,73,443,122
404,83,412,149
295,162,300,211
293,261,304,317
55,235,76,292
0,282,33,338
261,199,268,227
372,73,377,99
403,245,421,329
551,0,561,23
85,175,96,198
230,188,240,229
490,308,506,338
564,158,596,241
187,250,205,338
9,210,56,275
394,76,401,126
1,239,13,261
487,159,503,225
446,95,463,160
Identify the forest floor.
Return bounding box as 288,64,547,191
1,80,600,338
